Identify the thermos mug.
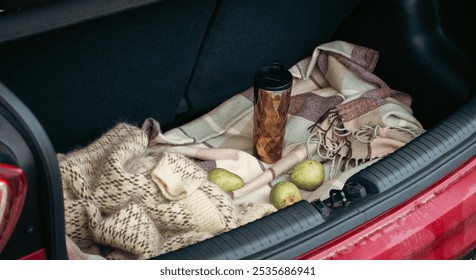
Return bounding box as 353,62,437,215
253,62,293,164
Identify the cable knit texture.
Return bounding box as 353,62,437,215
60,123,275,259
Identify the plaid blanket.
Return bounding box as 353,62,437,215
145,40,424,204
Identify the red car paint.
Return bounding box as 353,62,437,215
19,249,47,260
0,164,27,252
297,155,476,260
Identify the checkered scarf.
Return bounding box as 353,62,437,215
145,41,424,204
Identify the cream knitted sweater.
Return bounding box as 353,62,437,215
59,123,275,259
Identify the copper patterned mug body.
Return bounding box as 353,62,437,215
253,62,293,164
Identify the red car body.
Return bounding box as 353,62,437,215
298,155,476,260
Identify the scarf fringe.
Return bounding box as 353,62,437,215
305,110,423,177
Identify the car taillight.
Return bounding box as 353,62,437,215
0,163,27,252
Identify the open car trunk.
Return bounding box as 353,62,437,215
0,0,475,260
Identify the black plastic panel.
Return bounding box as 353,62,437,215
0,114,44,259
154,200,325,259
0,0,51,10
0,0,165,43
184,0,361,119
0,82,66,259
0,0,218,153
332,0,475,128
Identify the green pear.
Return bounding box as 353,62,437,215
208,168,244,192
290,159,325,191
269,181,302,209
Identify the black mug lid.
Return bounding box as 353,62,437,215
254,61,293,91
